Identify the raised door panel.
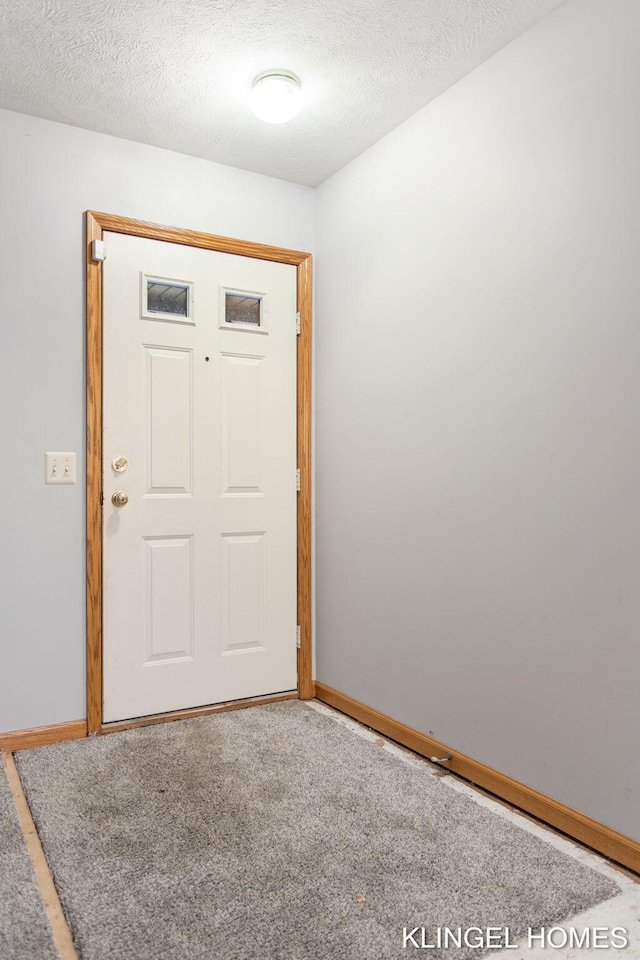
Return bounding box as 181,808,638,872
144,346,193,496
144,536,194,663
222,533,266,652
221,353,265,496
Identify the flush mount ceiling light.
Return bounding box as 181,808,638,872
250,70,302,124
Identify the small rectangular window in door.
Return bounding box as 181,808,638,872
221,288,268,333
141,274,194,324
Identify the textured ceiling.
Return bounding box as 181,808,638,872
0,0,565,186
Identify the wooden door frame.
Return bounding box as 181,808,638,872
86,210,313,735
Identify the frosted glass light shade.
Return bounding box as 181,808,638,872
251,71,302,124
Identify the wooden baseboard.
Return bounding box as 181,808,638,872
0,719,87,752
100,691,299,734
314,682,640,876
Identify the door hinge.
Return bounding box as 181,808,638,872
296,468,301,492
296,625,301,649
91,239,107,262
295,312,301,335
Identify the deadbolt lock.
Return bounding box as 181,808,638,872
111,491,129,507
112,456,129,473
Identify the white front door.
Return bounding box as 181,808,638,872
102,232,298,723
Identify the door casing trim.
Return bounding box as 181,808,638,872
86,210,313,734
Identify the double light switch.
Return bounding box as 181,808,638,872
45,452,77,484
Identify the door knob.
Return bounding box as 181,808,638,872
111,491,129,507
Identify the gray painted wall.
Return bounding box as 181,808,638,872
0,110,314,732
315,0,640,841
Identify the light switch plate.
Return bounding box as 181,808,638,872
45,452,77,484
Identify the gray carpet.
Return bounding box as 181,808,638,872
0,756,57,960
16,701,618,960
